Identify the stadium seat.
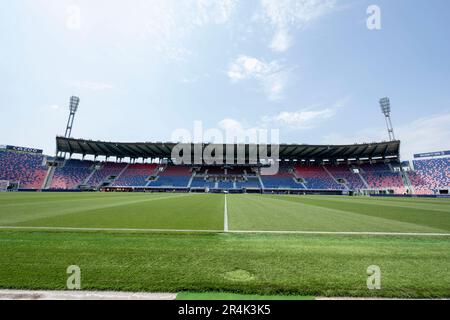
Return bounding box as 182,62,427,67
86,162,128,187
359,163,406,194
408,158,450,194
147,165,191,187
295,165,343,190
113,163,158,187
325,165,366,190
50,159,95,189
0,149,47,189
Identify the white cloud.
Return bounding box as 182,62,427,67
261,0,335,52
322,112,450,160
39,0,239,62
227,55,287,101
68,81,114,91
262,99,345,129
269,108,335,128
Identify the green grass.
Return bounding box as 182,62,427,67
0,231,449,298
0,192,449,298
228,194,450,233
0,193,223,230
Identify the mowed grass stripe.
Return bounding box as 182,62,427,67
228,194,450,233
271,195,450,232
354,196,450,206
306,196,450,213
0,193,191,225
0,193,224,231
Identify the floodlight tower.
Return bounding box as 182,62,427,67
379,97,396,141
65,96,80,138
57,96,80,159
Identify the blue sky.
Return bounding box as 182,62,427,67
1,0,449,160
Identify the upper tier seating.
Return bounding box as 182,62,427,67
200,166,224,175
226,167,253,175
295,165,343,190
113,163,157,186
0,150,47,189
50,159,95,189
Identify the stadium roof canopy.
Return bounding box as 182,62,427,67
56,137,400,162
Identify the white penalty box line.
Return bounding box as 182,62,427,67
224,194,229,232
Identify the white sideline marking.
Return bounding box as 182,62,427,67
0,289,176,300
0,226,223,233
0,226,449,236
224,194,229,232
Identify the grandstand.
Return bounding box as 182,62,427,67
359,163,407,194
407,158,450,194
0,148,47,189
1,140,449,195
50,159,94,189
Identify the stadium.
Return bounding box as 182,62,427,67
0,95,449,300
1,1,450,304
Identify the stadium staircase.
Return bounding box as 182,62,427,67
400,169,413,194
82,165,99,185
322,166,346,189
111,163,130,185
291,171,308,189
146,176,158,186
388,163,410,193
187,171,195,188
145,164,163,187
256,171,265,189
42,166,56,190
356,169,369,189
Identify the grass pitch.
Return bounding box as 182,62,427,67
0,192,449,298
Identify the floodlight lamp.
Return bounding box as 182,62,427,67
379,97,390,116
70,96,80,113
